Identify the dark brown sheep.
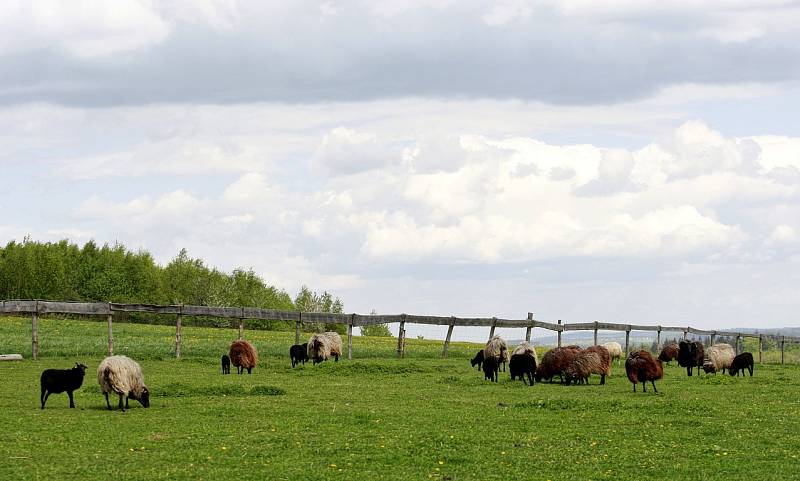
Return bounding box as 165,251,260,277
535,346,581,384
729,352,754,377
564,345,611,385
229,340,259,374
625,350,663,393
677,340,704,376
658,342,679,364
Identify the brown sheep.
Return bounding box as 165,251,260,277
229,340,259,374
535,346,581,384
625,350,663,393
564,346,611,385
484,336,509,372
658,342,679,364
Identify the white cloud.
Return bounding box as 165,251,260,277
768,224,797,245
313,127,398,176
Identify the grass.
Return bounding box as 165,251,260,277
1,316,799,480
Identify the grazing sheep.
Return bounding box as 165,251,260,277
96,356,149,411
40,363,88,409
535,346,582,383
658,342,679,364
702,343,735,374
564,346,611,385
221,354,230,375
483,355,499,382
729,352,754,377
512,342,539,364
509,354,536,386
229,340,259,374
307,332,343,364
470,350,484,370
601,341,623,364
484,336,509,372
290,343,309,367
677,340,705,376
625,350,663,393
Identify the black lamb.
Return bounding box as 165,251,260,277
483,355,499,382
290,343,309,367
509,353,536,386
470,350,484,370
729,352,754,377
40,363,88,409
677,340,704,376
221,354,231,374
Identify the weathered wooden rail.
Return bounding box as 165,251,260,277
1,300,797,364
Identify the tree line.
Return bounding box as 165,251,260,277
0,238,347,333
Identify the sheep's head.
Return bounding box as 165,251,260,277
74,363,88,375
702,362,716,374
139,388,150,408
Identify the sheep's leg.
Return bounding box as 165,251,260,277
125,396,130,409
749,366,753,377
118,394,124,411
335,355,339,362
600,374,606,385
632,383,636,392
68,391,75,408
104,393,111,410
41,389,49,409
247,367,252,374
651,381,658,393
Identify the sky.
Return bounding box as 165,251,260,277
1,0,799,342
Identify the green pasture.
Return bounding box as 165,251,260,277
0,316,799,480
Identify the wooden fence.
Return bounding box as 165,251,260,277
1,299,797,365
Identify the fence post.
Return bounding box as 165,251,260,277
175,306,182,359
525,312,532,342
295,312,302,345
31,301,39,360
593,321,598,346
557,320,562,347
736,335,741,355
710,331,716,346
781,336,785,365
758,334,763,365
656,326,662,351
347,315,354,360
107,304,113,356
442,318,455,358
238,308,245,340
488,318,496,340
683,330,688,340
397,315,406,358
625,328,630,354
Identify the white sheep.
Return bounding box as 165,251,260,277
96,355,150,411
484,335,509,372
702,343,735,374
307,332,343,364
511,341,538,364
601,341,624,364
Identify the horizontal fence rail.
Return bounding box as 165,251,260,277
1,300,797,363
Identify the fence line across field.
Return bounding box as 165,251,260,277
2,299,797,365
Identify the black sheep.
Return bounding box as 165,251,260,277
729,352,754,377
221,354,231,374
290,343,309,367
509,353,536,386
677,340,705,376
40,363,88,409
483,355,499,382
470,350,484,370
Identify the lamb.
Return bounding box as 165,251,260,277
658,342,679,364
307,332,343,364
482,355,499,382
221,354,230,374
677,340,705,376
729,352,754,377
601,341,623,364
702,343,735,374
40,363,88,409
229,340,258,374
290,343,309,367
483,336,509,372
625,350,663,393
470,350,484,370
563,346,611,386
96,355,149,411
509,354,536,386
534,346,581,383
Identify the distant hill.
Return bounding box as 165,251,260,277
521,326,800,347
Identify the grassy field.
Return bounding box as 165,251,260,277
1,316,799,480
